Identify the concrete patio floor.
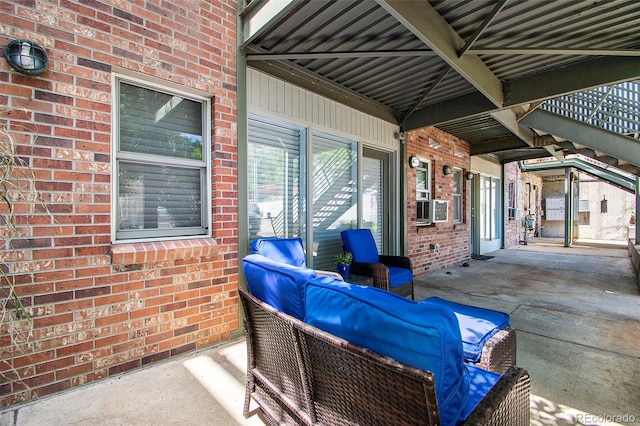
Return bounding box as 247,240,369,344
1,239,639,425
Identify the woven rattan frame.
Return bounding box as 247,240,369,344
349,254,414,299
240,289,530,425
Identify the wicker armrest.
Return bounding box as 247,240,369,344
379,254,412,270
348,261,390,291
463,366,531,425
315,269,343,280
477,327,517,373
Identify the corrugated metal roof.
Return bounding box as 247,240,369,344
242,0,640,169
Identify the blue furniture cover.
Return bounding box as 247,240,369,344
305,276,481,426
425,297,510,362
340,229,413,289
250,237,307,268
340,229,380,263
242,253,316,320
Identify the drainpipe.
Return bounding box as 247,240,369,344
564,168,573,247
501,165,506,249
636,176,640,244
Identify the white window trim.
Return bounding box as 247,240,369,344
453,167,463,223
111,73,212,243
415,157,432,201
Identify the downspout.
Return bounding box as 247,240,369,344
564,168,573,247
636,176,640,244
235,0,249,340
400,131,408,256
237,1,249,269
501,164,506,249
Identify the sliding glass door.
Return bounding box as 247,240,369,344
247,114,392,269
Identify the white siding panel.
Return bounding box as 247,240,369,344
247,68,398,150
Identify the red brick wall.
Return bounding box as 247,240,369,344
504,162,520,247
503,163,544,247
406,127,471,276
0,0,238,407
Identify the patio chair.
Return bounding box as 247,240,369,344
340,228,414,299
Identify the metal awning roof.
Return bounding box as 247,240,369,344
240,0,640,174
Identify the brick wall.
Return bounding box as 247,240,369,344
504,162,520,247
0,1,238,407
406,127,471,276
503,163,544,247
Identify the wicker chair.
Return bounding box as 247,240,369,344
240,288,531,426
341,229,414,299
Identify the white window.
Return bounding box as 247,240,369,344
453,168,462,223
114,76,210,241
415,159,431,224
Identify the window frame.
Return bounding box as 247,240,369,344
415,158,432,225
453,167,463,223
112,74,212,243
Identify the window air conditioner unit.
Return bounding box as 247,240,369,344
417,199,448,225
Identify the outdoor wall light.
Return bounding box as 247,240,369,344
465,171,474,180
443,165,452,175
600,196,608,214
4,39,48,76
409,156,420,168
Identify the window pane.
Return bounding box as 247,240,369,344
362,156,382,247
453,169,462,222
248,117,305,244
312,131,357,271
118,162,202,230
492,178,500,239
416,169,427,191
119,82,203,160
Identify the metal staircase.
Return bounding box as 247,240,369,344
519,80,640,186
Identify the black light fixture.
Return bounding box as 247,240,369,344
442,165,452,175
465,171,474,180
600,196,608,214
4,39,48,76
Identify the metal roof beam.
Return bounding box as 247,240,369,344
505,57,640,106
403,92,496,130
458,0,508,57
520,158,636,193
376,0,503,108
520,109,640,167
405,57,640,129
246,50,437,60
469,48,640,57
240,0,298,48
470,136,528,156
491,109,564,161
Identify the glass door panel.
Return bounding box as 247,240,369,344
248,117,306,246
311,131,357,271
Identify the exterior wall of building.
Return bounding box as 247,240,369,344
1,1,238,407
575,174,635,241
247,68,399,152
406,127,471,276
469,156,502,254
504,165,544,247
504,162,521,247
541,172,635,241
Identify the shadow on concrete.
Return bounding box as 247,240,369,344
416,239,640,426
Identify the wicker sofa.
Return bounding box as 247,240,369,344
249,239,517,373
241,254,531,425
